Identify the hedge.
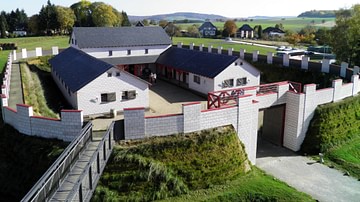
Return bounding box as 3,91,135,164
301,95,360,154
0,43,17,50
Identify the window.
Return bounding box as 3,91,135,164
101,92,116,103
222,79,234,88
107,72,112,77
71,39,74,44
193,75,200,84
236,77,247,86
116,72,120,77
109,50,113,56
122,90,136,100
145,49,149,54
127,49,131,55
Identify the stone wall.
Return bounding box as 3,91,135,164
1,48,83,142
2,104,83,142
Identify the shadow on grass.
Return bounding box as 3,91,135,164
27,63,71,114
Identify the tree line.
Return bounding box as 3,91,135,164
0,0,131,37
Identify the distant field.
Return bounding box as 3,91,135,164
172,37,276,55
177,17,335,31
0,36,69,51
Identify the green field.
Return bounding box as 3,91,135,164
177,17,335,31
173,37,275,55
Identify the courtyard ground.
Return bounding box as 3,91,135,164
91,79,207,131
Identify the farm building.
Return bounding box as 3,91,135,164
49,47,149,116
156,47,260,95
70,26,172,78
50,26,260,115
263,27,285,37
198,21,217,38
237,24,254,39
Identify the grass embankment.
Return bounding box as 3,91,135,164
0,124,67,201
254,62,345,88
92,126,313,201
20,56,65,118
301,95,360,179
172,37,276,55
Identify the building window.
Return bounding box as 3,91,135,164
127,49,131,55
107,72,112,77
145,49,149,54
71,39,74,44
236,77,247,86
222,79,234,88
116,72,120,77
122,90,136,100
193,75,200,84
109,50,113,56
101,92,116,103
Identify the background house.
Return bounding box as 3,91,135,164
237,24,254,39
156,47,260,95
50,47,149,116
198,21,217,38
263,27,285,37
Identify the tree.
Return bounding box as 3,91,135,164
38,0,59,35
0,12,8,38
92,4,119,27
315,28,331,45
223,20,237,37
142,19,149,26
275,23,284,30
159,20,168,28
329,6,359,66
257,25,262,39
55,6,75,34
121,11,131,26
28,14,40,35
187,24,200,38
70,0,92,27
164,22,180,39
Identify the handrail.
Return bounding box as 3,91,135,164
21,122,93,202
66,121,115,201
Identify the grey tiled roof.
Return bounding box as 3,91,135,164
238,24,254,31
49,47,113,92
100,55,159,65
156,47,238,78
72,26,172,49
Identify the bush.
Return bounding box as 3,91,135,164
301,95,360,154
0,43,17,50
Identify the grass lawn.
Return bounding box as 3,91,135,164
325,137,360,179
159,167,313,202
0,50,11,73
0,36,69,51
173,37,276,55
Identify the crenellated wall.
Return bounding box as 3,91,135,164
124,75,360,165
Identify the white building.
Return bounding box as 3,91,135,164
156,47,260,95
69,26,172,78
49,47,149,116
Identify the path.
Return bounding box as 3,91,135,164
256,140,360,202
8,62,24,108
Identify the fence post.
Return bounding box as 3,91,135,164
13,50,17,61
190,43,194,50
217,46,223,54
340,62,348,78
283,54,290,67
240,49,245,59
208,45,213,53
228,48,233,56
52,46,59,55
22,48,27,59
301,56,309,70
353,66,359,75
199,44,204,51
252,50,259,62
177,42,183,48
267,52,273,64
321,59,330,73
35,47,43,57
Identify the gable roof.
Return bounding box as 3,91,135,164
263,27,285,34
238,24,253,32
49,47,113,92
198,21,217,30
72,26,172,49
156,47,238,78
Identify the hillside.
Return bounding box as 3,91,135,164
129,12,227,22
298,10,336,18
92,126,313,201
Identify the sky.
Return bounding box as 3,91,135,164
1,0,359,18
